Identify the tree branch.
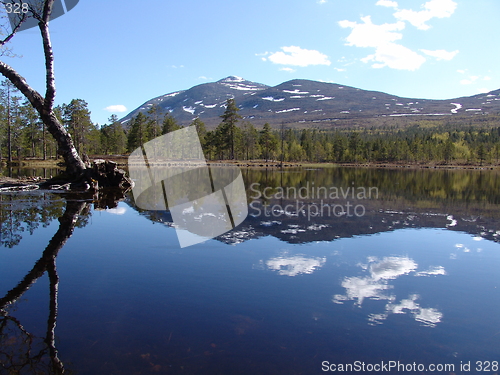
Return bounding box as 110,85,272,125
0,11,27,47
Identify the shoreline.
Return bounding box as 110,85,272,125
2,157,499,172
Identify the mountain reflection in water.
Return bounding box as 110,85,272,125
132,167,500,245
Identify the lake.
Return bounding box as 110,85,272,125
1,167,499,374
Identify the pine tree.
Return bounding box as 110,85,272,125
0,80,21,163
146,105,161,140
219,98,241,160
127,112,148,151
348,132,361,162
162,113,181,134
104,115,127,155
190,117,207,147
259,123,278,162
20,100,42,158
241,122,259,160
332,133,347,162
62,99,94,155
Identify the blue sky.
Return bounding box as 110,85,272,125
2,0,499,125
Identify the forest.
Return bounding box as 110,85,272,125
2,82,500,166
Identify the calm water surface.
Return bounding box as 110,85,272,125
1,167,499,374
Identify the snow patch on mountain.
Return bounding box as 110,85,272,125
450,103,462,114
164,92,181,98
221,76,245,82
183,106,196,114
219,76,267,91
276,108,300,113
222,83,267,91
283,89,309,95
262,96,285,102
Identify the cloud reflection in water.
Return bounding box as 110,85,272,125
333,256,445,327
266,254,326,276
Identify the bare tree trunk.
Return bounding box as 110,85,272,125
6,82,11,164
43,123,47,160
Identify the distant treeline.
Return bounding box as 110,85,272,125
1,86,500,165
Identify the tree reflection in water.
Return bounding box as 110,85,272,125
0,190,126,374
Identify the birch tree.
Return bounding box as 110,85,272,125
0,0,86,176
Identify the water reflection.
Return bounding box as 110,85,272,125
332,256,446,327
0,191,125,374
1,167,62,179
0,200,87,374
265,253,326,276
368,294,443,327
0,193,66,248
129,167,500,245
1,167,499,373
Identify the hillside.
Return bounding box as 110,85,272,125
120,76,500,128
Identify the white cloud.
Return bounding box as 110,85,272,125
362,42,426,70
104,105,127,113
460,75,479,85
268,46,331,67
376,0,398,8
394,0,457,30
318,0,327,3
339,16,405,48
420,49,458,60
339,1,458,71
459,74,491,86
339,16,425,70
280,67,296,73
334,67,346,72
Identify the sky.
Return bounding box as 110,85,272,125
2,0,500,125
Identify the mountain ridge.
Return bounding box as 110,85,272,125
120,76,500,128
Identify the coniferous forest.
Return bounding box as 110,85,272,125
2,82,500,166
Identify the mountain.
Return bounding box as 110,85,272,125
120,76,500,128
